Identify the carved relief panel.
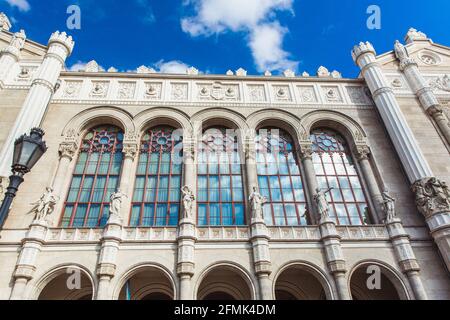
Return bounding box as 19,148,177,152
197,81,240,101
272,85,293,102
321,86,343,103
117,82,136,99
297,85,318,103
143,82,162,100
171,83,188,101
247,84,267,102
90,81,110,98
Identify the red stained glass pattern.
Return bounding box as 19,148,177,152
310,129,370,225
61,126,124,228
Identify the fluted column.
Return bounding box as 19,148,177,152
394,41,450,144
0,29,26,85
298,143,319,224
354,145,384,224
352,41,433,184
177,138,197,300
10,220,48,300
386,217,428,300
320,218,350,300
95,214,122,300
119,142,138,222
0,31,74,177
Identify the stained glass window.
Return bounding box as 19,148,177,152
256,128,308,226
310,128,370,225
61,125,124,228
197,127,245,226
130,126,183,227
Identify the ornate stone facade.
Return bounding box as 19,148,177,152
0,17,449,300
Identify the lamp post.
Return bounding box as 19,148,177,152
0,128,47,229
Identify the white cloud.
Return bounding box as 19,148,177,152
4,0,31,12
153,60,190,74
181,0,298,72
68,61,105,72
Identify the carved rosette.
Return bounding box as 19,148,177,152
412,177,450,219
58,142,78,160
122,143,138,160
354,145,371,161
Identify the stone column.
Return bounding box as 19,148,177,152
0,31,74,177
386,217,428,300
245,136,273,300
298,143,319,224
96,214,123,300
0,29,26,85
354,145,384,224
320,218,351,300
10,220,48,300
394,40,450,144
412,178,450,273
118,142,138,222
177,139,197,300
352,41,433,183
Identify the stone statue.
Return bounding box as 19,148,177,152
29,187,59,222
382,191,396,223
181,186,195,219
249,186,267,220
0,13,11,31
109,189,127,218
394,40,409,61
314,187,334,223
11,30,26,50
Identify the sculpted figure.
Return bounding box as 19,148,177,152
428,177,450,206
30,187,59,222
382,191,396,223
11,30,26,50
249,186,267,220
314,187,334,222
394,40,409,61
181,186,195,219
109,189,127,217
412,182,433,215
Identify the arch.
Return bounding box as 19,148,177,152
61,106,135,141
191,108,249,134
273,261,335,300
300,110,368,148
348,260,411,300
134,107,192,135
248,109,304,143
31,264,96,300
195,262,257,300
113,263,177,300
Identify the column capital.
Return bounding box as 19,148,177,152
354,145,371,161
58,141,78,160
394,40,418,71
298,143,313,161
122,143,138,160
412,177,450,220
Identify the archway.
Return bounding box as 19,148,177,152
197,264,254,300
118,266,175,300
349,262,409,300
37,267,94,300
274,264,331,300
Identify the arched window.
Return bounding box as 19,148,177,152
61,125,124,227
197,127,245,226
310,128,370,225
130,126,183,227
256,128,308,226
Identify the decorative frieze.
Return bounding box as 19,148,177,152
62,81,83,98
197,81,239,101
272,85,292,102
143,82,162,100
171,83,188,101
297,86,318,103
117,82,136,99
247,84,267,102
322,86,343,103
90,81,109,98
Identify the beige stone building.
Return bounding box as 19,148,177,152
0,12,449,300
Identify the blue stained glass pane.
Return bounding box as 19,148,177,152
80,177,94,202
170,188,180,202
313,163,325,175
75,153,88,174
171,163,182,175
209,176,219,202
263,204,273,225
297,204,308,225
169,205,179,226
294,187,305,202
258,176,269,189
198,204,207,226
146,188,156,202
331,189,343,202
67,177,82,202
269,176,280,189
99,205,110,227
142,205,155,226
209,204,220,226
98,153,111,174
221,188,232,202
92,176,106,202
155,204,167,226
349,176,362,189
86,204,101,227
73,204,87,227
105,177,119,202
133,177,145,202
285,204,298,226
278,156,289,175
232,188,244,202
317,176,328,189
220,175,231,188
271,188,282,202
86,154,99,174
61,206,74,227
222,204,233,225
149,154,159,174
130,205,141,226
158,188,169,202
235,204,245,225
137,154,147,174
147,176,157,189
354,188,365,202
232,176,243,188
273,204,285,226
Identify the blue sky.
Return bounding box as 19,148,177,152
1,0,449,77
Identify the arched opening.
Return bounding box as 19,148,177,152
37,267,94,300
197,265,253,300
118,266,175,300
350,263,408,300
274,264,329,300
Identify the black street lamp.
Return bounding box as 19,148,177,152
0,128,47,229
